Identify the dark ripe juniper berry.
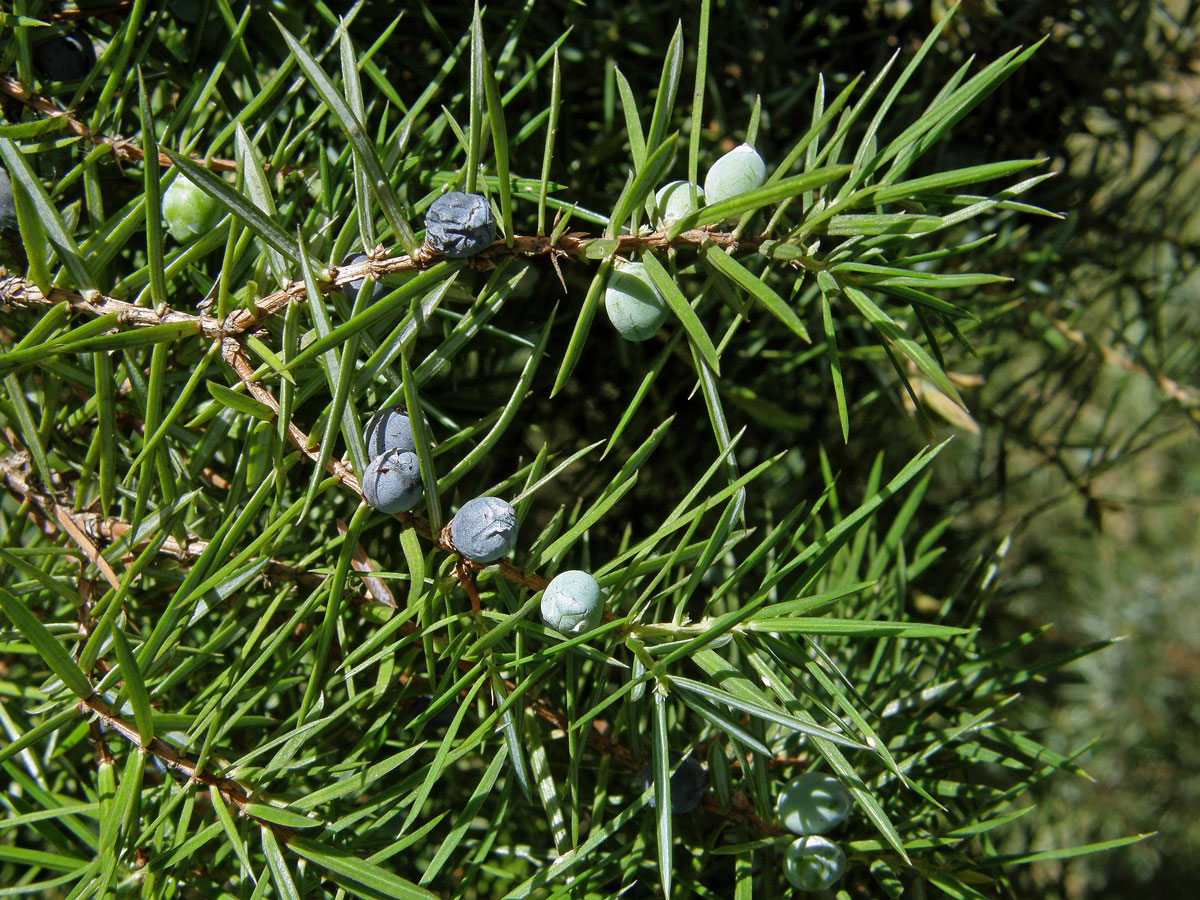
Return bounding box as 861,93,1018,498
641,755,707,814
361,450,423,514
362,406,417,459
33,32,97,82
0,169,17,232
340,253,387,304
424,191,496,258
450,496,518,563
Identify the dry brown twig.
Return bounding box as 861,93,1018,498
83,691,269,824
1049,317,1200,415
0,452,121,590
0,455,302,839
0,74,300,175
0,228,759,340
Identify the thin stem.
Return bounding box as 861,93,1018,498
2,227,766,339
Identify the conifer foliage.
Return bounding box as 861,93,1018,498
0,3,1147,898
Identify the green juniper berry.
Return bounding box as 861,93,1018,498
776,772,854,835
702,142,766,206
162,175,222,242
604,260,669,341
784,835,846,892
540,569,604,635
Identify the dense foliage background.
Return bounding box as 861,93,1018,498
1,1,1197,898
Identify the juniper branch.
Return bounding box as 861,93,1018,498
0,445,796,841
0,74,296,175
1,227,767,339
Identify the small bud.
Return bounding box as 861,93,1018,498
631,656,647,702
783,835,846,891
424,191,496,258
451,496,518,563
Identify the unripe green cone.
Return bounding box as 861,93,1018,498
703,142,766,206
776,772,853,835
541,570,604,635
163,176,222,243
783,836,845,891
604,261,668,342
654,180,703,227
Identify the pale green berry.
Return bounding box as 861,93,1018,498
653,180,703,227
703,142,767,206
604,261,668,343
783,835,845,891
776,773,853,835
163,176,222,243
541,570,604,635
